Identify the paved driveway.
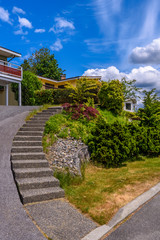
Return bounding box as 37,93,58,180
0,106,46,240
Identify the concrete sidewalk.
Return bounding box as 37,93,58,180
0,107,46,240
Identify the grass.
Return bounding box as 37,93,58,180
62,157,160,225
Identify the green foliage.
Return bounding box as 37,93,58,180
122,110,139,120
98,108,127,124
66,78,99,104
21,47,64,80
121,77,141,100
53,89,74,104
138,89,160,127
34,88,74,105
85,97,95,107
88,117,138,168
35,89,54,105
98,80,124,114
45,114,67,135
11,71,42,105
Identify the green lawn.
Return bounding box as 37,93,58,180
62,157,160,225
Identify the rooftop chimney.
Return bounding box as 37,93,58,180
61,74,66,80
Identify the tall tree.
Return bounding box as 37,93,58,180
121,77,141,100
138,89,160,127
21,47,64,80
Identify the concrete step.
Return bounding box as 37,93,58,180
11,152,45,160
28,119,48,123
12,141,42,146
42,109,57,113
14,136,42,141
12,159,49,168
16,131,43,136
36,112,53,116
13,167,53,178
31,117,50,120
21,187,65,204
23,123,45,127
20,127,44,131
16,176,60,190
11,146,43,153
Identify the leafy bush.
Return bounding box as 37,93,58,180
12,71,42,105
35,89,54,105
98,80,124,115
63,103,100,121
88,117,138,167
53,89,74,104
122,111,139,120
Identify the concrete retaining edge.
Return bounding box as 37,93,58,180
81,182,160,240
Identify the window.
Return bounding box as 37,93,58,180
45,83,55,89
58,85,65,89
126,103,131,110
0,86,4,91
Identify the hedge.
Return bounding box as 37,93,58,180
34,88,74,105
87,117,160,168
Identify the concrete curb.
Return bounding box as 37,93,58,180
81,182,160,240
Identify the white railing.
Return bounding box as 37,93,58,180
0,60,22,78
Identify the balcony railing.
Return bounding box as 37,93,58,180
0,60,22,79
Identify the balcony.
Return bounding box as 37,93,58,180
0,60,22,81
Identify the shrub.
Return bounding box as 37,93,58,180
12,71,42,105
53,89,74,104
98,80,124,115
88,117,138,167
35,89,54,105
63,103,99,121
34,88,74,105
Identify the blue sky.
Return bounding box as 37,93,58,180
1,0,160,92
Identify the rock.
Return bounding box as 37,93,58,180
45,138,90,176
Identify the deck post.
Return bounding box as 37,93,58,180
5,84,9,106
19,82,21,106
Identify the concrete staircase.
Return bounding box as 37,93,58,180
11,107,65,204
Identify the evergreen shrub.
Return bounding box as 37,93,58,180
87,117,139,167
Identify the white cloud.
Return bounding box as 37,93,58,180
50,39,63,51
140,0,160,40
12,6,25,15
0,7,12,24
130,38,160,64
18,16,33,29
34,28,45,33
92,0,123,37
83,66,160,90
14,29,28,35
49,17,75,33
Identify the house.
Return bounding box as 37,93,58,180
124,99,137,112
0,46,22,106
38,74,102,89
